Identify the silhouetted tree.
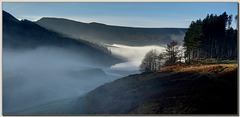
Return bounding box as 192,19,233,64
235,15,238,29
140,49,158,72
228,14,233,29
139,49,165,72
157,53,165,69
183,20,202,63
165,40,180,66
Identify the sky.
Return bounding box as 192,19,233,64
2,2,238,28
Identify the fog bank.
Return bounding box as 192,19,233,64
107,44,165,71
2,46,121,114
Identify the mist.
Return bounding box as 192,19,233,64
107,44,165,71
2,43,181,114
2,46,121,114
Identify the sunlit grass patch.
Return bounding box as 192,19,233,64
191,58,237,64
158,63,237,78
175,64,238,78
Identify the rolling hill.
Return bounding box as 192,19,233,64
3,10,122,66
36,17,187,46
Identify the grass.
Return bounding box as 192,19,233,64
159,63,237,76
191,58,237,64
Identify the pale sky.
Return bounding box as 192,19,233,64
3,2,238,28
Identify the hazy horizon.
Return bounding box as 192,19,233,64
3,2,238,28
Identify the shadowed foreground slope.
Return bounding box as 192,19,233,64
73,64,237,114
16,64,237,115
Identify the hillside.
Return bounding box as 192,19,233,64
72,64,237,114
3,10,122,66
17,64,238,115
36,17,187,46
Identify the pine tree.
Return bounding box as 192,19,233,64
165,40,180,66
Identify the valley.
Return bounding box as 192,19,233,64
2,10,185,115
2,5,238,115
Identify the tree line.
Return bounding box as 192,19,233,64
184,12,237,62
140,12,237,72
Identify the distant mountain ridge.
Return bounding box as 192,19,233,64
36,17,187,46
3,10,122,66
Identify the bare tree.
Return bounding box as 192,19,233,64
156,52,165,70
140,49,158,72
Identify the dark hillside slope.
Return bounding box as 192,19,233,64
72,64,237,114
3,11,121,66
36,17,187,46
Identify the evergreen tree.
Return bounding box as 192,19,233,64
235,15,238,29
165,40,180,66
183,12,237,62
183,20,202,63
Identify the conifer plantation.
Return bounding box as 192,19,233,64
183,12,237,62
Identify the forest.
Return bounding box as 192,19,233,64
184,12,237,62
